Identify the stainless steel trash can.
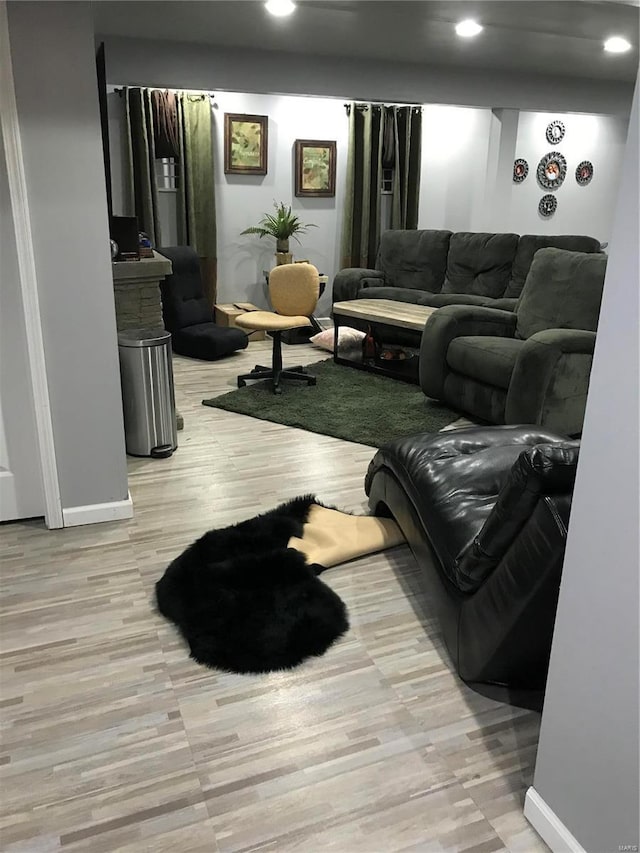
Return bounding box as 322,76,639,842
118,328,177,458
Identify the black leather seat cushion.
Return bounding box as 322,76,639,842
172,323,248,361
365,425,565,587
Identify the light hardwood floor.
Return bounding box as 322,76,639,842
0,341,548,852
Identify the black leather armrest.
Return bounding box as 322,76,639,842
453,441,579,592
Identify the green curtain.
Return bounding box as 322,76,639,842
122,88,218,305
124,88,161,246
389,106,422,230
177,93,217,305
340,102,422,269
340,103,384,269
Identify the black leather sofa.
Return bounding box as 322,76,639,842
365,425,579,710
333,230,601,310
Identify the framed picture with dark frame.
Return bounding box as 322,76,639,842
294,139,336,197
224,113,268,175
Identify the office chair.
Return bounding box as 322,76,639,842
236,263,320,394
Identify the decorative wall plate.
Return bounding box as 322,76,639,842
575,160,594,185
539,194,557,217
537,151,567,189
513,158,529,183
546,120,565,144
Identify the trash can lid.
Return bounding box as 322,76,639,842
117,328,171,347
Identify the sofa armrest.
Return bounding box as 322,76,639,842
454,441,579,592
506,329,597,433
332,268,384,304
419,305,517,401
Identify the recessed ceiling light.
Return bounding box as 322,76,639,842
456,19,483,38
265,0,296,17
604,36,632,53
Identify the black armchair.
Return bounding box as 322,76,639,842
158,246,248,361
419,248,607,435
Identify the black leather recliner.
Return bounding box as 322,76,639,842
158,246,248,360
365,425,579,709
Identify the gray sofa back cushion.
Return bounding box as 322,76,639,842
507,234,602,298
376,229,452,292
516,248,607,340
443,232,519,298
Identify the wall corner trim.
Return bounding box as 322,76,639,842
524,787,587,853
62,492,134,527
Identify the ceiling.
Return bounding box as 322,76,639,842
93,1,640,83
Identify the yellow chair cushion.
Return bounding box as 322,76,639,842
235,311,312,332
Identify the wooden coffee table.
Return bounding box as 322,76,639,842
332,298,438,383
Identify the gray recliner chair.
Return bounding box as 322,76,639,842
419,248,607,436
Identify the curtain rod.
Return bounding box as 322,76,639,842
344,102,422,114
113,86,215,98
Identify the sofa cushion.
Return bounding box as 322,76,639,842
447,336,524,389
516,248,607,340
506,234,602,298
443,232,519,298
376,229,452,292
359,287,495,308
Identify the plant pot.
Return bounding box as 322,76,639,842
276,239,290,253
275,252,293,265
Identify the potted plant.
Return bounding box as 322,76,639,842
241,201,316,264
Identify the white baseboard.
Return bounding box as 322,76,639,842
524,787,587,853
62,492,133,527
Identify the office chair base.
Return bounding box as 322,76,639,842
237,365,316,394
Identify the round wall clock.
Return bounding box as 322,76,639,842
537,151,567,189
546,120,565,144
576,160,594,185
539,194,557,217
513,158,529,183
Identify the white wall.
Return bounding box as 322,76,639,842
509,111,628,243
526,80,639,853
8,1,129,511
213,92,348,316
418,106,493,233
0,127,44,520
110,92,627,307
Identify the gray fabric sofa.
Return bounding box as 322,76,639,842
419,248,607,436
333,230,602,311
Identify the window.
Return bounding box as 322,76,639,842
381,168,394,195
155,157,178,191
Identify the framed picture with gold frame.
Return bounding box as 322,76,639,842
294,139,336,197
224,113,268,175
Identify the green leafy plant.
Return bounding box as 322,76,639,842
241,201,316,252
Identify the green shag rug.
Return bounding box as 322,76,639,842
202,359,459,447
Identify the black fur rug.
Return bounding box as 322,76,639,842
155,496,349,674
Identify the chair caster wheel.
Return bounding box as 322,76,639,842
308,378,317,386
274,385,283,395
238,379,246,388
